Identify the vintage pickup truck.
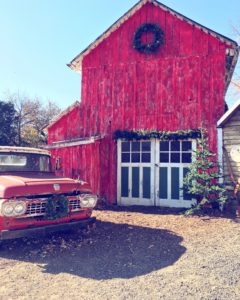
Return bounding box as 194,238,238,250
0,146,97,240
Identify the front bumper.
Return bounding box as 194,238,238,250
0,217,96,240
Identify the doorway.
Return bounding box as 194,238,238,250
117,139,196,208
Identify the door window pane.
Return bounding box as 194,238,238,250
121,167,129,197
160,141,169,151
159,167,168,199
143,167,151,199
122,142,130,152
171,167,179,199
182,141,192,151
122,153,130,163
132,167,140,198
142,142,151,151
171,141,180,151
171,153,180,163
160,153,169,163
132,141,140,152
182,153,192,163
142,152,151,163
131,153,140,163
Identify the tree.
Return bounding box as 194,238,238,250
183,128,227,214
0,101,18,146
5,91,61,147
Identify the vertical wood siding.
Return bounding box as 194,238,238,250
222,109,240,190
50,141,101,195
48,2,230,203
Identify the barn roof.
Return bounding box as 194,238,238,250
217,99,240,127
68,0,239,79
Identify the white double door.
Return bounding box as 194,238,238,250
117,139,196,208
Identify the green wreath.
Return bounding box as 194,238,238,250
44,195,69,220
133,23,164,54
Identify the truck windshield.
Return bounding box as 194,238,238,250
0,153,51,172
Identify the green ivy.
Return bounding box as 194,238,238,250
114,129,202,141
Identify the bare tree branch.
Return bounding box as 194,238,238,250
4,91,61,147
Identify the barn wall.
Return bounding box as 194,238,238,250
79,3,228,202
222,109,240,191
48,2,231,204
48,105,81,144
50,141,101,196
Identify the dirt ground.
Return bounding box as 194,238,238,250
0,207,239,300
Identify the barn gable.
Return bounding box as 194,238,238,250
68,0,238,90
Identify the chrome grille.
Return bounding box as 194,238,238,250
21,196,82,218
26,200,47,217
69,199,81,211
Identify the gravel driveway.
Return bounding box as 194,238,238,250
0,207,239,300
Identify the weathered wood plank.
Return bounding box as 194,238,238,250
223,140,240,146
223,135,240,141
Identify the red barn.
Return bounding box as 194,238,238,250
47,0,239,208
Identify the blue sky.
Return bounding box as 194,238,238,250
0,0,239,109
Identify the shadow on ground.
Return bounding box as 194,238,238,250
0,220,186,280
97,205,236,219
97,204,186,215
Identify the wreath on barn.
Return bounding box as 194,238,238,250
44,195,69,220
133,23,164,54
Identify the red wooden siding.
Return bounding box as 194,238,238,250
51,141,101,196
48,105,82,144
48,2,232,203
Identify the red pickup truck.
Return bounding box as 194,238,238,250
0,146,97,240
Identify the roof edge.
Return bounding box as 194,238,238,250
46,135,103,149
217,99,240,127
225,47,240,93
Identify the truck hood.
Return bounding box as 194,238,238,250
0,173,92,199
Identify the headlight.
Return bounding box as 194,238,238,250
2,203,15,216
80,195,97,208
14,202,27,215
1,201,27,217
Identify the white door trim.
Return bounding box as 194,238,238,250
117,139,155,206
117,139,197,208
